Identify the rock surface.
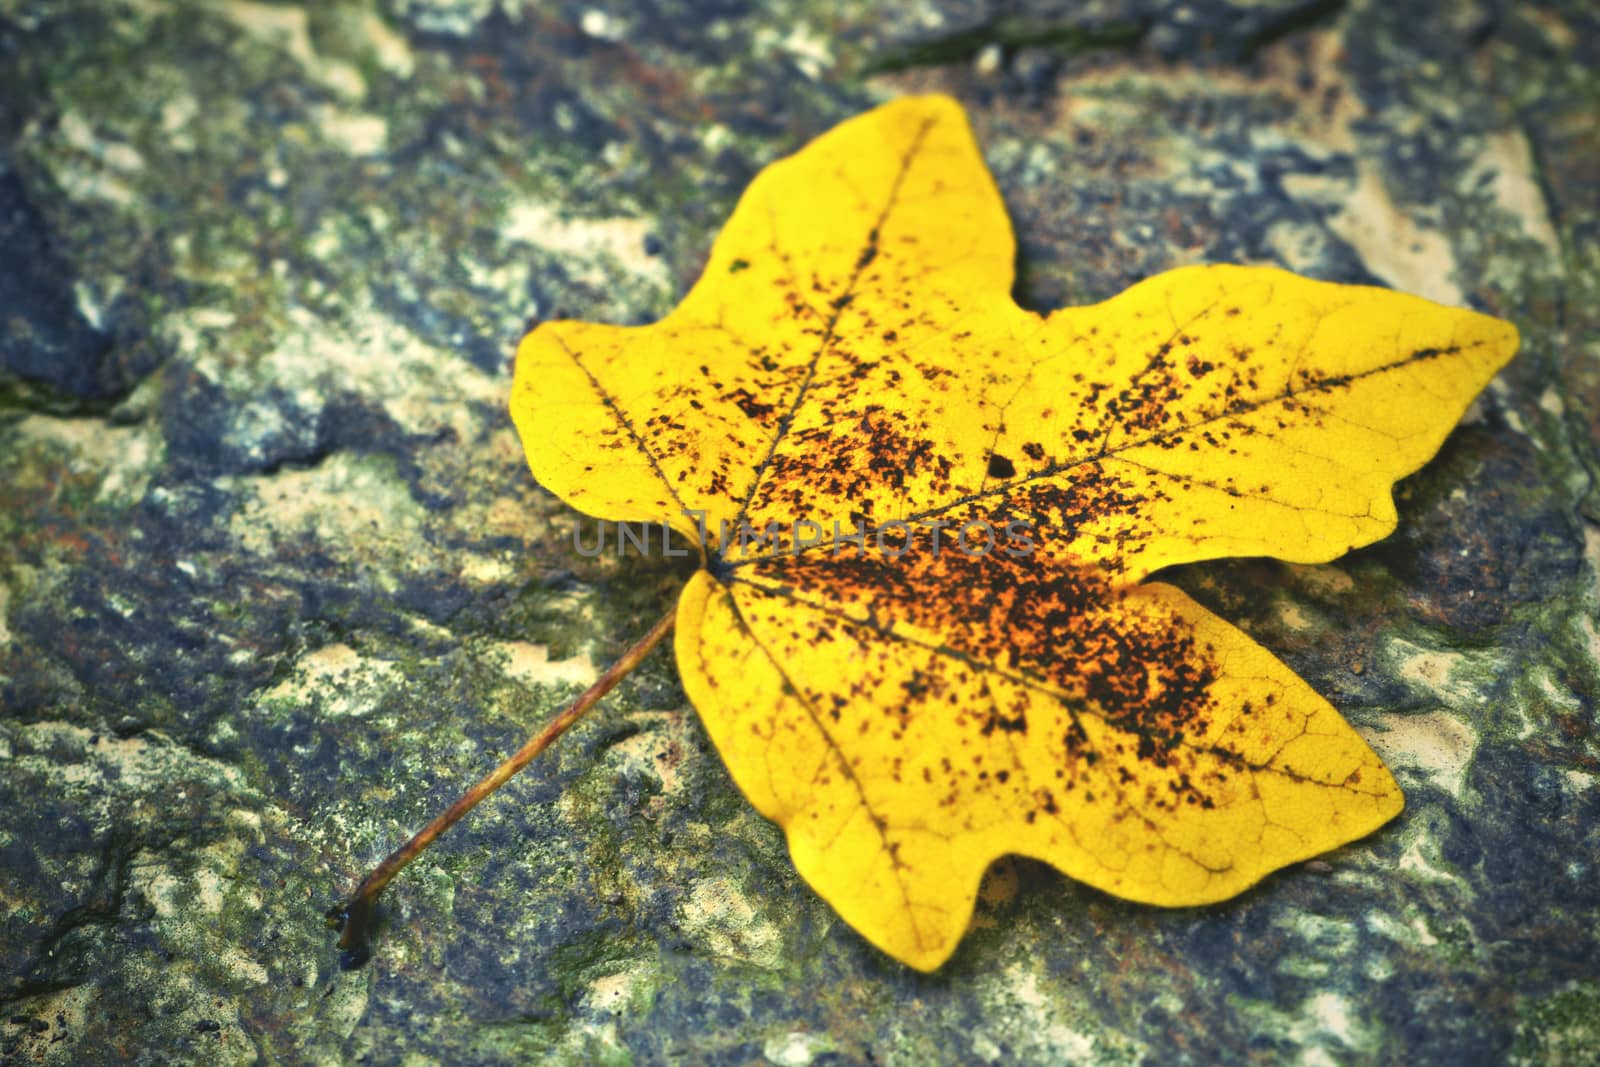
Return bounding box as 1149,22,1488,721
1,0,1595,1063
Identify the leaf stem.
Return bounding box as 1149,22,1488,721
327,606,677,967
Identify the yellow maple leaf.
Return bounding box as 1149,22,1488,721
510,95,1518,971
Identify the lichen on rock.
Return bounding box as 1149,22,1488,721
0,0,1595,1063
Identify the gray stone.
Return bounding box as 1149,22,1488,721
1,0,1595,1063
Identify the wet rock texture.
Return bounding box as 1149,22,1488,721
1,0,1595,1063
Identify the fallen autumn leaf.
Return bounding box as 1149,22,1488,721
335,93,1518,972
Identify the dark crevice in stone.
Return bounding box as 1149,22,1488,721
1231,0,1347,60
0,160,118,413
864,16,1148,75
865,0,1351,76
1,837,134,1002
